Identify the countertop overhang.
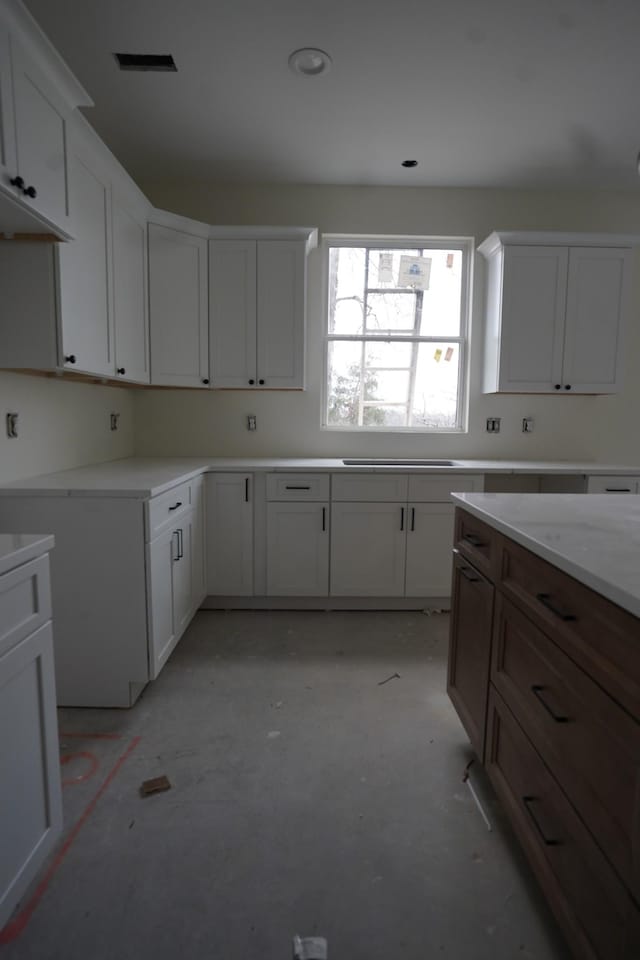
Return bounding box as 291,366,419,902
452,492,640,618
0,457,638,499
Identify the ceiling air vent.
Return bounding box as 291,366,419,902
114,53,177,72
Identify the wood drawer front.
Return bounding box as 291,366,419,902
447,551,494,760
331,473,408,502
499,537,640,719
0,555,52,657
486,689,636,960
147,480,193,540
408,473,483,502
266,473,330,501
492,594,640,898
454,508,498,578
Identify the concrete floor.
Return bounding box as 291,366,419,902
3,611,571,960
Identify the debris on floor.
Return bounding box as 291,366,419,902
292,935,328,959
139,775,172,797
377,672,401,685
462,759,492,832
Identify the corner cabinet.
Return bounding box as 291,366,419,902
209,229,317,390
448,508,640,959
479,231,639,394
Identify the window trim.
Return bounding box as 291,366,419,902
321,234,474,433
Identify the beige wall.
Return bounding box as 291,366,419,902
0,372,135,484
133,182,640,464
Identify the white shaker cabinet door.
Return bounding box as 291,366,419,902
405,502,456,597
0,621,62,930
148,525,177,679
10,38,71,235
148,223,209,387
330,502,406,597
0,22,17,192
209,239,257,387
498,245,567,392
190,478,207,611
112,196,149,383
266,501,329,597
206,474,254,596
256,240,305,389
562,247,631,394
58,146,113,376
172,516,193,637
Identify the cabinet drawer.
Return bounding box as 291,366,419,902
0,554,52,657
331,473,408,502
454,508,498,578
486,688,637,960
586,475,639,494
499,537,640,720
492,594,640,899
408,473,483,502
266,473,330,501
147,480,193,540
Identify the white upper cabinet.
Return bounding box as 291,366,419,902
58,125,113,376
0,1,92,238
209,229,316,390
148,221,209,387
112,188,150,383
479,232,637,394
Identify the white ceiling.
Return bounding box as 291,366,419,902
24,0,640,189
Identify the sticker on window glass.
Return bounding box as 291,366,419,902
434,348,443,362
445,347,454,361
446,253,454,269
378,252,394,283
397,255,432,289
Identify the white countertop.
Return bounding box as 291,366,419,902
451,493,640,618
0,457,638,499
0,533,55,576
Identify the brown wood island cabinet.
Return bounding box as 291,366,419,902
448,507,640,960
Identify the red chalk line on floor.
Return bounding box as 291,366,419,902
0,735,141,944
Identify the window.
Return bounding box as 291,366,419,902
323,237,472,431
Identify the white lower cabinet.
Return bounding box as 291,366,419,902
330,502,407,597
0,479,206,707
266,501,329,596
206,474,253,596
404,503,456,597
586,475,640,494
0,541,62,930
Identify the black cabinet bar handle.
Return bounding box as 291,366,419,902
462,533,485,548
410,507,415,531
536,593,576,622
400,507,405,531
172,530,180,562
168,501,182,511
605,487,631,492
459,565,480,583
245,477,250,502
522,796,560,846
531,685,569,723
285,485,311,490
322,507,326,532
177,528,183,560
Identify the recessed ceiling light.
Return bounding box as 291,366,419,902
402,160,418,168
288,48,332,78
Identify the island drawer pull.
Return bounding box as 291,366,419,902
522,796,561,846
285,485,311,490
459,565,480,583
462,533,485,548
536,593,577,622
531,685,569,723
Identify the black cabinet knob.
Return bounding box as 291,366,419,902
564,384,571,390
64,354,76,364
202,378,209,384
10,175,25,190
554,384,561,390
23,185,37,199
117,367,126,375
258,379,265,385
248,379,255,385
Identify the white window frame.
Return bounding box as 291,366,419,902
321,234,474,433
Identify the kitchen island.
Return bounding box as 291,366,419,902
448,493,640,960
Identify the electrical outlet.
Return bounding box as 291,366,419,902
486,417,501,433
110,412,120,432
522,417,534,433
247,415,257,431
6,412,18,438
